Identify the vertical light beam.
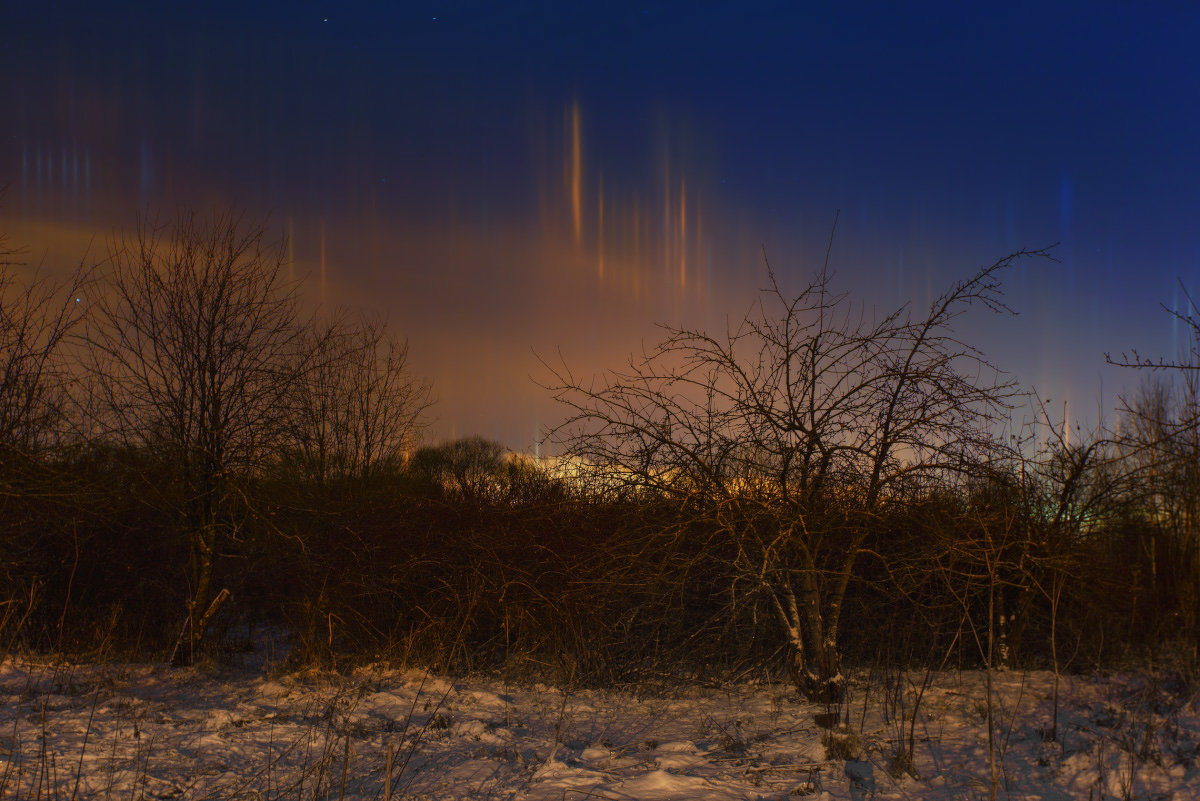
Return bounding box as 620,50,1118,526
695,192,703,297
679,178,686,289
597,174,605,280
320,220,327,309
570,101,583,245
287,217,295,283
633,195,641,272
663,158,671,278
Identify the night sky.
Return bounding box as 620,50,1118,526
5,2,1200,451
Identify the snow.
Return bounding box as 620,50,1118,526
2,657,1199,799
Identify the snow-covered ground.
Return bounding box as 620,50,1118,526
2,655,1199,799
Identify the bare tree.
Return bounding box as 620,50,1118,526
88,210,304,665
0,218,93,653
1023,404,1126,742
545,244,1053,701
1109,285,1200,648
0,235,91,461
286,313,432,484
929,473,1029,801
407,436,553,506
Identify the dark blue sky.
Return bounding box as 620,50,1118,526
6,2,1200,449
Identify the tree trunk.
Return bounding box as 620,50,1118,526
171,524,218,666
787,628,845,704
771,572,847,704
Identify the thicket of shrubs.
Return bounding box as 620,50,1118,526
4,434,1196,683
3,211,1199,690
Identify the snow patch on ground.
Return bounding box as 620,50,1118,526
2,658,1199,799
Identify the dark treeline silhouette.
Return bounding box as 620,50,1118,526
2,210,1199,692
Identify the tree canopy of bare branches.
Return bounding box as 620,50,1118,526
286,313,433,484
88,210,305,664
1110,317,1200,645
545,246,1054,700
0,237,91,461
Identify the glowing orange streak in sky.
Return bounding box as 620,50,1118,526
540,100,711,302
633,196,640,272
663,160,671,278
695,194,703,296
570,101,582,245
632,196,642,300
679,178,686,289
287,216,295,283
597,175,605,280
320,220,327,307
